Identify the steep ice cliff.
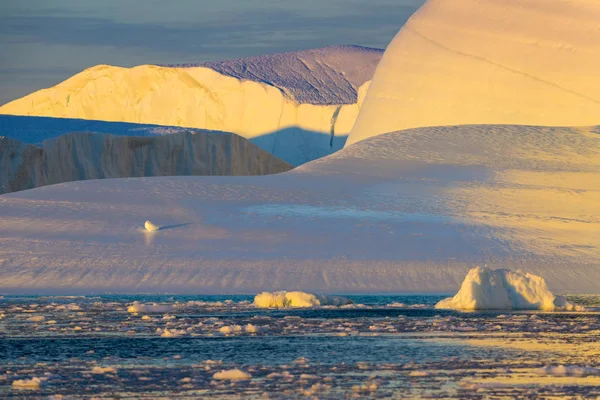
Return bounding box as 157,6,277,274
0,46,381,164
0,130,291,194
347,0,600,146
0,124,598,293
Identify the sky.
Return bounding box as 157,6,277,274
0,0,425,106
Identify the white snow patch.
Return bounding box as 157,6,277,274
435,267,583,311
212,369,252,381
254,291,352,308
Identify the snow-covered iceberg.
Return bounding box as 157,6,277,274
435,267,582,311
347,0,600,146
0,124,598,293
0,46,381,165
254,291,353,308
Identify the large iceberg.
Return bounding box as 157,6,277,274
435,267,582,311
0,46,382,165
347,0,600,146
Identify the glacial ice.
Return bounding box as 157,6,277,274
0,128,291,195
127,302,176,313
435,267,583,311
254,291,353,308
347,0,600,146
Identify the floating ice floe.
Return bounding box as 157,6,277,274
127,302,176,313
144,221,160,232
212,369,252,381
92,366,118,374
435,267,583,311
12,377,43,390
254,291,353,308
537,365,600,377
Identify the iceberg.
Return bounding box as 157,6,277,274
0,129,291,194
347,0,600,146
435,267,582,311
254,291,353,308
0,46,382,165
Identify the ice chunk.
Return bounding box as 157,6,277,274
12,377,42,390
435,267,583,311
254,291,353,308
92,366,117,374
127,302,175,313
144,221,160,232
537,365,600,377
212,369,252,381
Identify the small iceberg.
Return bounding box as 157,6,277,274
144,220,160,232
212,369,252,381
435,267,583,311
254,291,353,308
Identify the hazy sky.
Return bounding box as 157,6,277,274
0,0,425,106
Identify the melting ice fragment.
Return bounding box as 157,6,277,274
144,220,160,232
254,291,353,308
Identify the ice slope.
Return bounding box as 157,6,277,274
0,124,598,294
0,131,291,194
347,0,600,146
0,46,382,165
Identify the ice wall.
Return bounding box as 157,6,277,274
0,131,291,194
347,0,600,146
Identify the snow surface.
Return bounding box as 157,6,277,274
254,291,352,308
0,124,598,293
11,377,42,390
1,46,381,165
347,0,600,146
435,267,582,311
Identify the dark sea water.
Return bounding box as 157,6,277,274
1,294,599,399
